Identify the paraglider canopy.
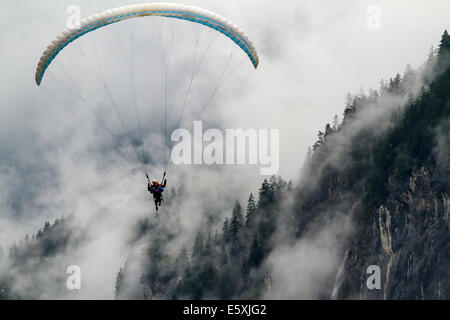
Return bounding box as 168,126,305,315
35,2,259,86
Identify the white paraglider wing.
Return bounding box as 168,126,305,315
35,2,259,85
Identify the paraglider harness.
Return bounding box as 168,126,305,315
147,172,166,211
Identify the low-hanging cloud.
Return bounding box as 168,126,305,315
0,0,449,299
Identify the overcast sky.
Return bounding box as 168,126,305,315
0,0,448,298
2,0,449,176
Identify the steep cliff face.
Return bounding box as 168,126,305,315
301,36,450,299
328,59,450,299
333,166,449,299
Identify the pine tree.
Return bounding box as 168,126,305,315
313,131,325,151
222,218,230,243
258,179,274,207
245,193,257,227
332,114,340,131
324,123,333,138
437,30,450,71
427,45,436,61
438,30,450,56
269,175,277,187
392,73,402,92
43,221,51,233
204,232,213,256
248,235,264,268
344,93,354,117
230,215,242,240
115,268,124,297
345,92,353,107
219,241,228,266
229,201,245,257
232,201,244,227
241,258,250,282
192,230,204,259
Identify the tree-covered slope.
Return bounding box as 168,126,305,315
113,31,449,300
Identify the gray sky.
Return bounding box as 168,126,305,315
0,0,448,298
1,0,449,177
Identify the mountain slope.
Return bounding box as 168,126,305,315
332,57,450,300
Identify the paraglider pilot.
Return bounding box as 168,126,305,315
147,173,167,211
